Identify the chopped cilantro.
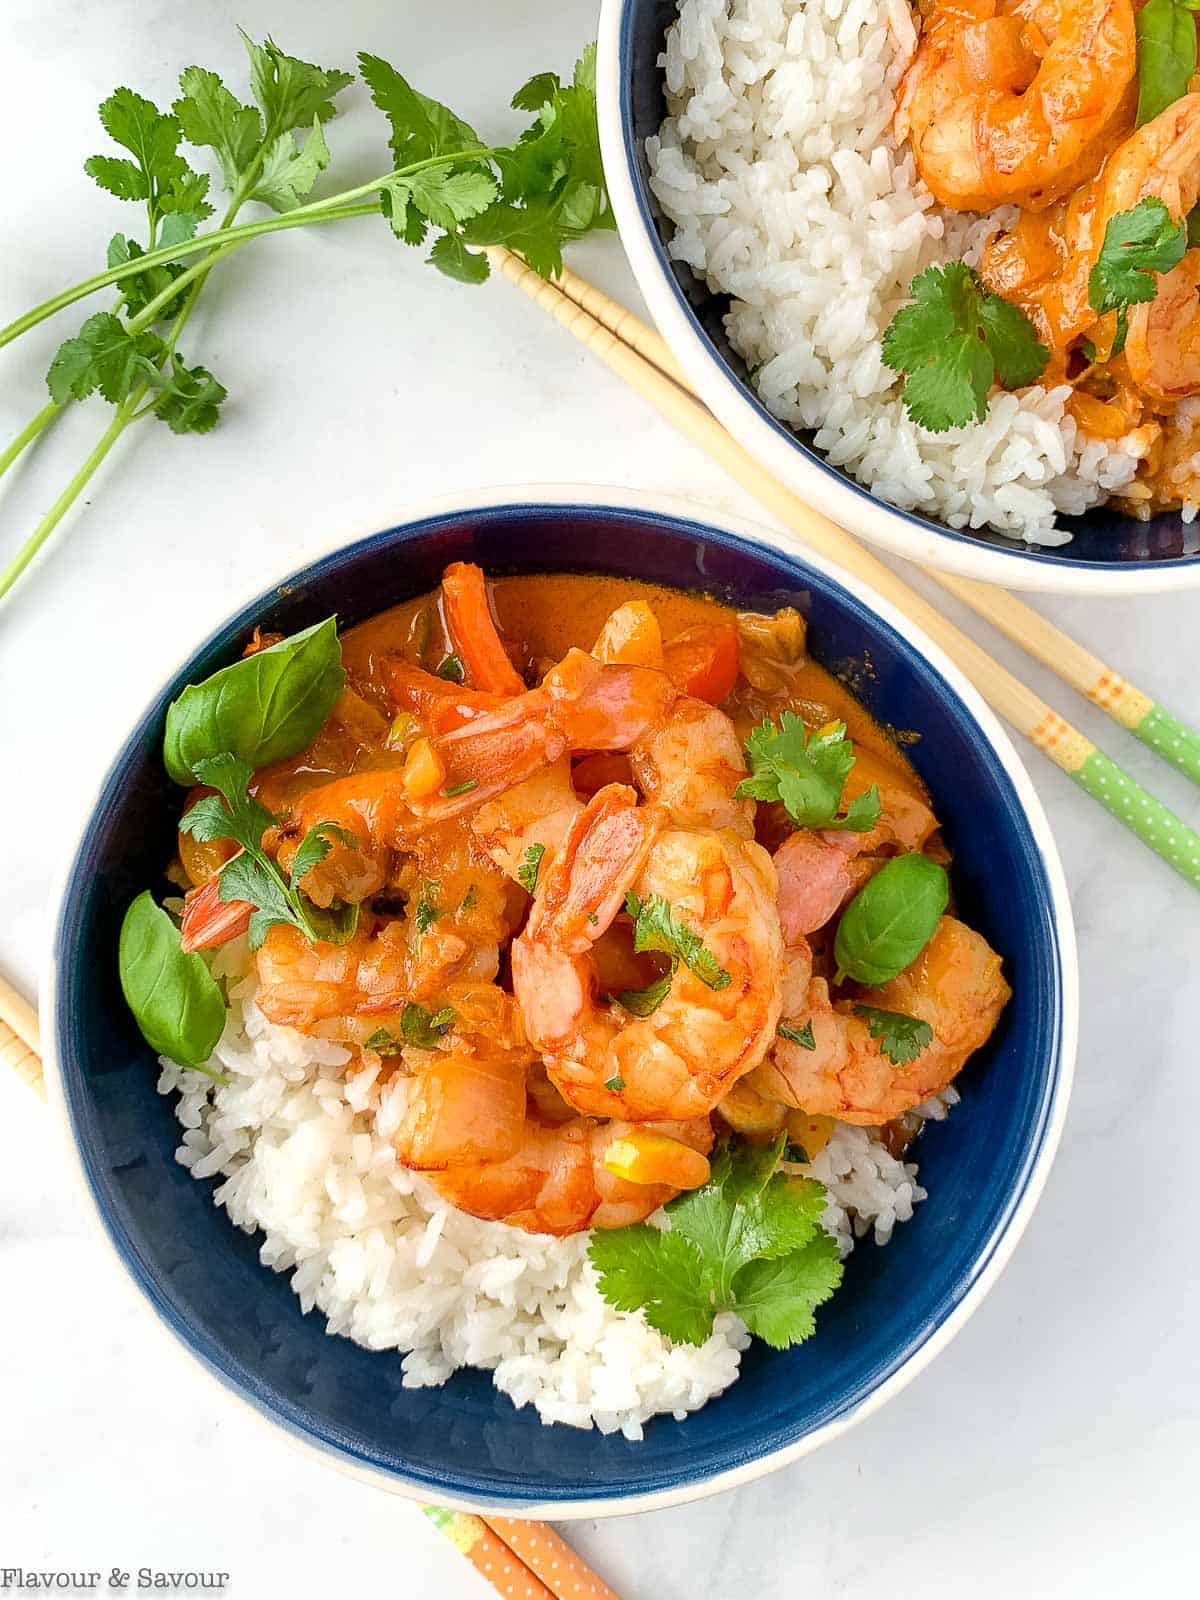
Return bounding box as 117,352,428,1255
853,1005,934,1066
400,1002,456,1050
517,842,545,894
779,1019,816,1050
624,891,730,990
1087,198,1187,355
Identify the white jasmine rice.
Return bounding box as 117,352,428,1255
159,940,940,1435
647,0,1151,544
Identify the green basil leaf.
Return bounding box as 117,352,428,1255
833,854,948,986
1135,0,1198,127
163,617,344,783
118,891,227,1071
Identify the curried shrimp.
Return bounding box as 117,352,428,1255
427,1113,714,1235
512,784,784,1122
746,916,1011,1123
897,0,1137,211
1124,251,1200,402
982,95,1200,357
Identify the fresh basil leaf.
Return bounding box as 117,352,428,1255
163,616,344,783
118,890,226,1071
833,853,948,986
1135,0,1198,126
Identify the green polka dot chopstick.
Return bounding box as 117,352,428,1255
490,248,1200,891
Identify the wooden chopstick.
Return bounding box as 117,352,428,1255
485,244,1200,890
0,979,619,1596
540,257,1200,791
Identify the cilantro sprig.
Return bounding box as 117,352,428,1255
735,713,880,833
1087,198,1188,355
882,262,1049,432
588,1136,844,1348
0,36,612,608
181,752,359,950
625,892,731,990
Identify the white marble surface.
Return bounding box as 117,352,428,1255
2,1,1197,1594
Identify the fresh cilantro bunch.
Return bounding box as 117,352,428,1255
0,35,613,607
882,262,1049,432
589,1136,844,1348
1087,198,1188,355
736,713,881,832
181,752,359,949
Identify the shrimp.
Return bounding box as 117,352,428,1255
427,1114,714,1235
512,784,784,1122
469,759,583,884
629,697,755,837
746,916,1011,1123
1125,251,1200,401
391,986,535,1170
983,95,1200,356
897,0,1137,211
402,649,679,821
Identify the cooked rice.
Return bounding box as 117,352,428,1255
647,0,1155,544
159,939,941,1435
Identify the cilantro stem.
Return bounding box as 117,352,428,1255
0,398,63,484
0,400,133,601
0,148,510,351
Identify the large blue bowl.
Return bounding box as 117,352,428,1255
44,492,1076,1514
598,0,1200,594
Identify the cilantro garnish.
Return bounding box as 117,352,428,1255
735,713,880,833
443,778,478,797
400,1002,457,1050
625,891,731,991
882,262,1049,432
604,1074,626,1092
588,1136,843,1348
180,754,358,950
437,653,466,683
365,1027,403,1056
779,1019,816,1050
853,1005,934,1066
517,842,545,894
1087,198,1188,355
414,882,440,934
613,968,675,1018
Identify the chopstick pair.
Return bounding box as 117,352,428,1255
0,979,620,1600
485,245,1200,892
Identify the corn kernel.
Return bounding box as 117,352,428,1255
402,736,446,800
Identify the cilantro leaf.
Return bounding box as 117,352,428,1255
46,312,165,404
365,1027,402,1057
517,842,545,894
882,262,1048,432
250,118,331,212
401,1002,457,1050
108,230,194,321
588,1227,717,1346
173,68,263,192
853,1004,934,1066
779,1019,816,1050
153,355,227,434
240,32,353,136
588,1138,843,1349
613,967,675,1017
1135,0,1200,127
736,713,880,833
288,820,357,888
85,87,213,224
414,882,440,933
359,53,483,168
733,1235,843,1349
625,892,731,991
427,230,492,283
1087,199,1187,355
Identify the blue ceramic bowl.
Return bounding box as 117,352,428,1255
44,491,1076,1514
597,0,1200,594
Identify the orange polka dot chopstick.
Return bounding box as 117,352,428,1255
487,245,1200,892
421,1508,620,1600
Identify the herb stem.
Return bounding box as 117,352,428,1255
0,398,64,485
0,146,510,350
0,400,134,601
